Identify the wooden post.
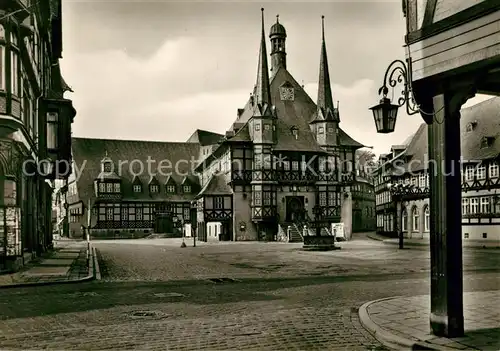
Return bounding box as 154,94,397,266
427,85,475,338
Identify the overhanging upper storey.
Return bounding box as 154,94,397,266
403,0,500,90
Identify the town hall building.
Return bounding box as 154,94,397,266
65,10,373,242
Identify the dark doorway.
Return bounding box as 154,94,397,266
154,213,173,234
286,196,305,222
219,221,232,241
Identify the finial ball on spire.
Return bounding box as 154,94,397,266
261,7,264,12
322,15,325,19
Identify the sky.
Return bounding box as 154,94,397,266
60,0,493,156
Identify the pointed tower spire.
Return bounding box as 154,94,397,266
255,8,272,106
316,15,338,122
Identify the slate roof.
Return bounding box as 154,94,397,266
226,67,364,152
186,129,224,146
387,97,500,174
196,172,233,199
71,137,202,207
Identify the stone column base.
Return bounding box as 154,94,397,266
302,236,341,251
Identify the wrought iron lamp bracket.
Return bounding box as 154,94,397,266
377,59,420,116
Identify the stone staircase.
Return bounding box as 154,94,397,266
283,223,304,243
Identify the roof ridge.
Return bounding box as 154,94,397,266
72,137,198,145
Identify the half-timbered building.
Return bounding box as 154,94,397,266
0,0,76,272
65,12,369,242
374,97,500,241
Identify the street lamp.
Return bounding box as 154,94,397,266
369,59,420,134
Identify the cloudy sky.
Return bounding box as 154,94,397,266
61,0,491,155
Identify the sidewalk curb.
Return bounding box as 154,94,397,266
359,297,463,351
366,233,499,249
0,245,98,289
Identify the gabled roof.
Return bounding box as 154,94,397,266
196,172,233,199
230,67,363,151
71,137,201,206
385,97,500,174
186,129,224,146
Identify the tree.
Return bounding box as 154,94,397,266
356,149,377,177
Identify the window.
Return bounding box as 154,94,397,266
424,206,430,232
106,183,113,193
465,166,475,181
264,124,270,130
291,161,299,171
121,207,128,221
254,192,261,206
255,123,260,131
106,208,113,221
114,183,120,193
98,183,105,193
133,185,141,193
464,233,469,239
412,207,419,231
167,185,175,193
402,208,408,231
136,208,143,220
481,197,490,214
327,127,334,133
0,45,4,90
318,126,324,134
489,163,499,178
11,51,19,96
483,233,487,239
476,165,486,180
183,185,191,193
319,192,327,206
419,174,426,187
46,112,58,150
462,198,470,215
470,198,479,214
214,196,223,209
150,185,159,193
103,162,112,172
263,191,271,206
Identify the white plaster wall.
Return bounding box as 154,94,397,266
462,225,500,241
233,192,257,240
341,191,353,240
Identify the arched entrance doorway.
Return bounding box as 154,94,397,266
285,196,305,222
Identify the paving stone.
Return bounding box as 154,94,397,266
39,259,75,266
22,266,70,276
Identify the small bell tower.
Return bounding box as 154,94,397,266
269,14,287,74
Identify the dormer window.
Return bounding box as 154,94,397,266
167,185,176,193
255,123,260,131
150,185,159,193
318,126,324,134
466,121,477,132
114,183,120,193
291,126,298,140
481,136,495,149
103,162,112,173
133,185,142,193
183,185,191,193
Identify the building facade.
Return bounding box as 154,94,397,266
0,0,75,272
65,12,371,242
374,97,500,241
